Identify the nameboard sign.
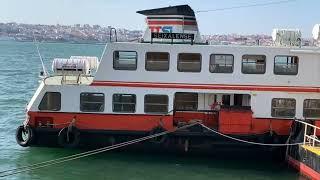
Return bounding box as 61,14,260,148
151,32,195,40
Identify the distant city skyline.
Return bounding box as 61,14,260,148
1,0,319,37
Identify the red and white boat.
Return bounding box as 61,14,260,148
16,5,320,152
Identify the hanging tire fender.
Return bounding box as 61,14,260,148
16,125,34,147
58,127,80,148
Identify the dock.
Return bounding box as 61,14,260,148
287,120,320,180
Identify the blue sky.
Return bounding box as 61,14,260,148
0,0,319,37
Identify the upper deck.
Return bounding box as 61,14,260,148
93,42,320,88
46,4,320,90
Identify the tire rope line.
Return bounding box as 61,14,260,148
0,123,199,178
1,122,306,178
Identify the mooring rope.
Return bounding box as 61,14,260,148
0,122,199,178
1,121,307,178
200,124,303,146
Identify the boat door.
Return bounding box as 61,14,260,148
172,92,219,128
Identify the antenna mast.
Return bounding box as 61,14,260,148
33,33,48,77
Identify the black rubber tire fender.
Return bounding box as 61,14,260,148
16,125,34,147
57,127,80,148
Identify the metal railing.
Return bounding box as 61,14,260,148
296,119,320,147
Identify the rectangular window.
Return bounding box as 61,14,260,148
274,56,298,75
177,53,201,72
210,54,234,73
271,98,296,118
144,95,168,114
242,55,266,74
38,92,61,111
113,51,137,70
113,94,136,113
145,52,169,71
80,93,104,112
174,92,198,111
303,99,320,118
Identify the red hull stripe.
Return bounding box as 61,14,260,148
28,111,294,135
287,156,320,179
90,81,320,93
147,20,197,26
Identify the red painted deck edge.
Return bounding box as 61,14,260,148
90,81,320,93
287,155,320,180
27,111,300,135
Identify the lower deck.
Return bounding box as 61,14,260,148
24,77,320,146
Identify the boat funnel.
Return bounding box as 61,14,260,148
137,5,202,44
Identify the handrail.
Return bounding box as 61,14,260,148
295,119,320,131
295,119,320,147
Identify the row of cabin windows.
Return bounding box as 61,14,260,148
113,51,299,75
38,92,320,118
112,94,168,113
271,98,320,118
38,92,168,114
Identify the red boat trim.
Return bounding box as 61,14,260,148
90,81,320,93
287,155,320,179
27,111,295,135
147,20,197,26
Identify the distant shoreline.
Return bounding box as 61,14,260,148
0,39,107,45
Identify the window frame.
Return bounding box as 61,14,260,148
241,54,266,74
144,94,169,114
209,54,234,73
112,94,137,113
145,52,170,72
303,99,320,118
80,92,105,112
274,55,299,75
174,92,198,111
113,50,138,71
177,53,202,73
38,92,61,111
271,98,296,118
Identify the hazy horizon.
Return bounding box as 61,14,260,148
1,0,319,37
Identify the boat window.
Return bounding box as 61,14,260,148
113,51,137,70
271,98,296,118
174,92,198,111
303,99,320,118
274,56,298,75
80,93,104,112
177,53,201,72
113,94,136,113
144,95,168,114
38,92,61,111
242,55,266,74
210,54,234,73
145,52,169,71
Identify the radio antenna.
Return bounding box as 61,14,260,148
33,32,48,77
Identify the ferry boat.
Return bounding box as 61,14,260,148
16,5,320,154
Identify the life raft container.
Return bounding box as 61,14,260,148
16,125,34,147
58,127,80,148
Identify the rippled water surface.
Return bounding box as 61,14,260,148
0,41,302,179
